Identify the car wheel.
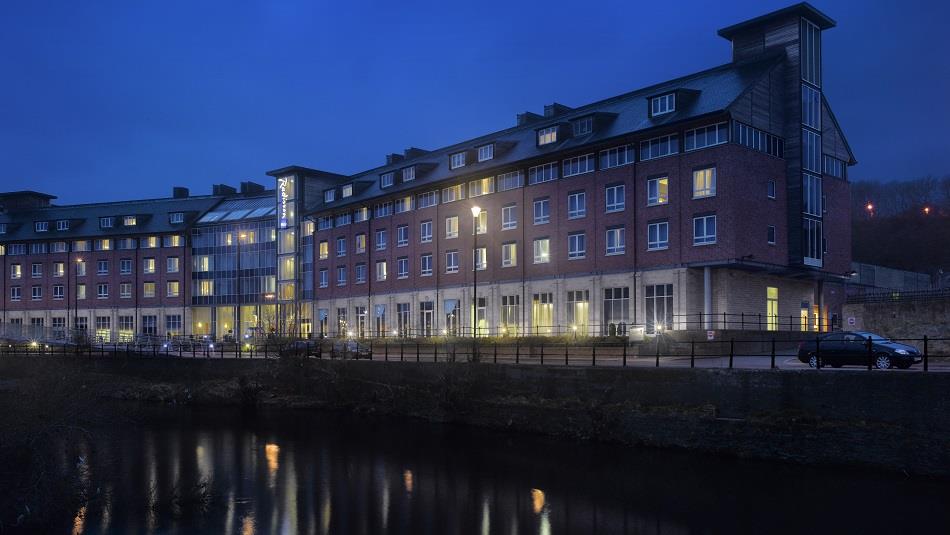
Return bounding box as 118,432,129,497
808,353,818,368
875,353,892,370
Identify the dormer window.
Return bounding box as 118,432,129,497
537,126,558,146
56,219,70,231
35,221,48,232
324,189,335,203
0,223,6,234
123,216,137,226
401,166,416,182
169,212,184,224
650,93,676,116
380,172,395,188
477,144,494,162
99,217,114,229
450,152,466,170
341,184,353,198
572,116,593,136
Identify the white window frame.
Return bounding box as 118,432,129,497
396,225,409,247
502,242,517,267
533,198,550,225
693,215,717,245
445,216,459,239
650,93,675,116
502,204,517,230
692,167,717,198
397,257,409,279
402,166,416,182
57,219,70,231
606,226,625,256
420,220,433,243
537,126,557,146
421,254,433,276
450,152,467,170
567,191,586,219
572,116,593,136
647,221,669,251
568,232,586,259
605,184,625,213
533,238,550,264
562,154,595,177
35,221,48,232
445,251,459,273
647,177,669,206
477,144,494,162
380,172,395,188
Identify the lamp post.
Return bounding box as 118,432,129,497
471,206,481,361
73,257,82,341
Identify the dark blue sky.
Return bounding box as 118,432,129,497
1,0,948,204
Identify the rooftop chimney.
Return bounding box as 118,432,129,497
516,111,544,126
212,184,237,196
403,147,429,160
240,181,265,194
543,103,572,118
386,153,405,165
172,187,190,199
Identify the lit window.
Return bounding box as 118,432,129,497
474,211,487,235
468,177,495,197
143,258,156,274
537,126,557,146
647,177,669,206
502,242,517,267
355,234,366,254
123,215,137,226
473,248,486,271
376,260,387,281
692,168,716,198
319,240,329,259
445,216,459,239
197,280,212,297
166,281,180,297
477,144,494,162
606,226,625,255
650,93,675,116
533,238,550,264
342,184,353,198
442,184,464,203
450,152,466,170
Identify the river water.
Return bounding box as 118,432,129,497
63,406,948,534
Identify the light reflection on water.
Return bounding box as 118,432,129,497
60,407,950,535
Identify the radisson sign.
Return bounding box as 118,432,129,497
277,176,290,229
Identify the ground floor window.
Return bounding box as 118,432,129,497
766,287,778,331
118,315,134,342
471,297,487,336
74,317,88,331
318,308,328,337
501,295,520,336
645,284,673,334
166,315,182,336
567,290,589,335
444,299,459,336
95,316,112,342
355,306,366,338
419,301,434,337
397,303,410,336
373,305,385,337
603,287,629,335
51,317,66,338
336,307,347,337
532,293,554,335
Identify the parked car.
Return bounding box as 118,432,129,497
797,331,922,369
333,339,373,359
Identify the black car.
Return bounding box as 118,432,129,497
797,331,922,369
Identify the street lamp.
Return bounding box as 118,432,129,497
471,205,481,360
73,257,83,341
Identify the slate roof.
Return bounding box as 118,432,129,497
0,195,224,242
296,52,786,215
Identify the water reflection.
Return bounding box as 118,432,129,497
60,406,950,534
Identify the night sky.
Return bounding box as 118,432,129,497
1,0,948,204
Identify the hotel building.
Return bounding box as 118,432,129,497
0,3,854,341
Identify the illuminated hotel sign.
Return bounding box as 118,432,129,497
277,176,290,229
